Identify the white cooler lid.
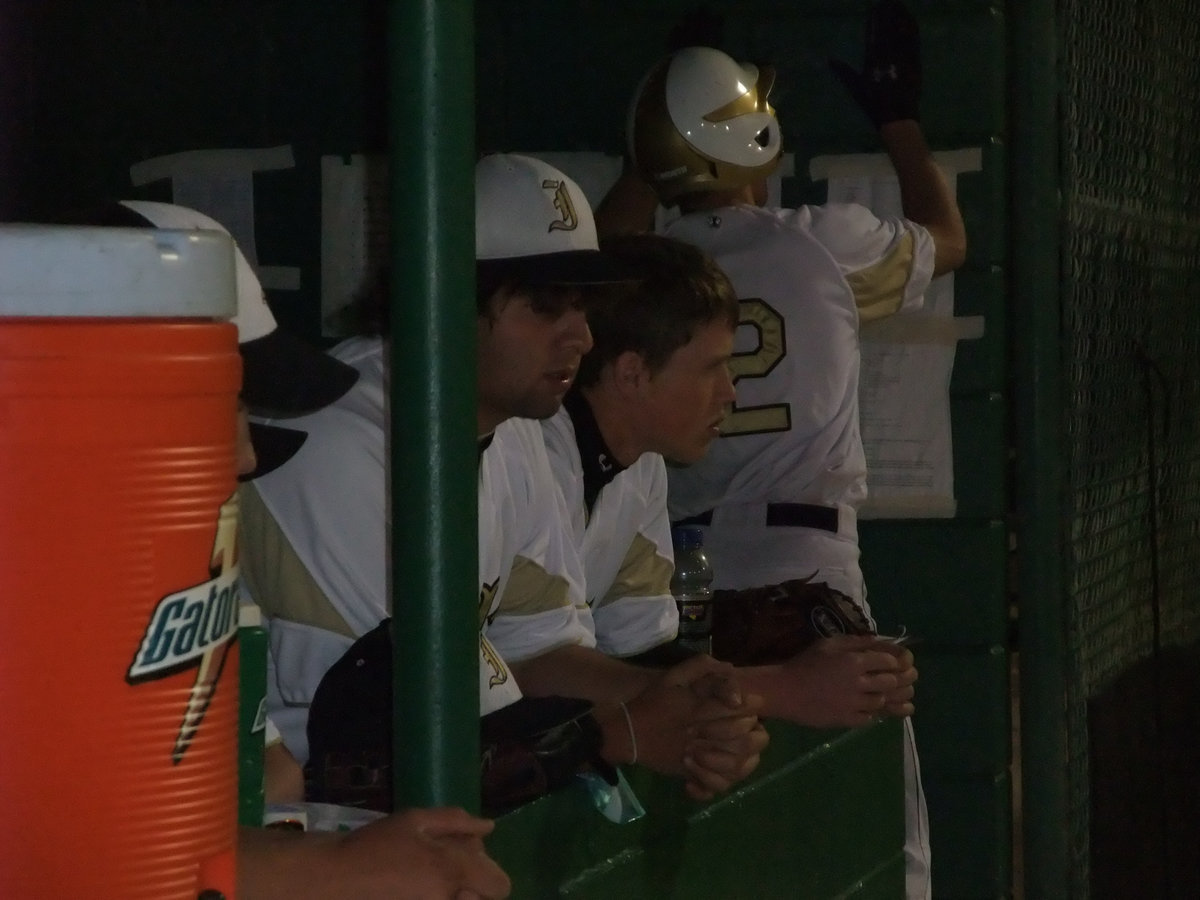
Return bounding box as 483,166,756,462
0,223,236,318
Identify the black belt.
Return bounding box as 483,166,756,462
674,503,839,533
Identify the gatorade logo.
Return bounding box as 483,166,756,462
543,179,579,232
127,494,241,763
128,569,238,680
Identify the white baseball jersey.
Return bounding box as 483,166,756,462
540,393,679,657
477,415,597,665
663,202,935,604
242,337,592,762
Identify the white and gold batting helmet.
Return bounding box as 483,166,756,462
628,46,782,206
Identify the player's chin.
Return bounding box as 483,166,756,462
664,435,714,467
514,393,569,421
677,433,719,465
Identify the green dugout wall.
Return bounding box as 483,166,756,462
7,1,1200,897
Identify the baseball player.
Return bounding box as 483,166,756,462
241,154,765,803
595,4,967,896
541,230,917,730
240,155,605,762
208,243,508,900
219,297,509,900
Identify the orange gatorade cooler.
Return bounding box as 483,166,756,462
0,224,242,899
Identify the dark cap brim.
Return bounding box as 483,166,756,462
477,249,638,287
240,330,360,418
240,421,308,482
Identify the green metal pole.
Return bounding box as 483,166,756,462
1010,1,1070,896
387,0,478,811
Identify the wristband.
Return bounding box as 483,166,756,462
618,701,638,765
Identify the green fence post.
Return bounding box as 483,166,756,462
1011,0,1070,896
387,0,479,811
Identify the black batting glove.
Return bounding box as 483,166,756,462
829,0,922,128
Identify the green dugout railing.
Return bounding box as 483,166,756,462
386,0,480,812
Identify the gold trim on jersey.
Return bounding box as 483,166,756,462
847,231,916,323
493,555,573,616
598,533,673,611
237,483,355,638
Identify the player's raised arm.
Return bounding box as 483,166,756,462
830,0,966,275
594,158,660,239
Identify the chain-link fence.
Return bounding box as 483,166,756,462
1059,0,1200,894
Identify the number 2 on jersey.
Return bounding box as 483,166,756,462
722,298,790,436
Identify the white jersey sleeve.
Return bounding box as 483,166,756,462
481,418,595,670
244,337,390,762
542,405,678,657
264,617,355,764
250,336,392,636
783,202,935,322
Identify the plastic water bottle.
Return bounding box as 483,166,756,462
670,525,714,655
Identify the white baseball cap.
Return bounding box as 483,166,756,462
41,200,360,480
119,201,276,342
115,201,358,419
475,154,634,286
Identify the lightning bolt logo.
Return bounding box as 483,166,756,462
127,493,241,764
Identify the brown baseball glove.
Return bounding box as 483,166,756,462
711,575,875,666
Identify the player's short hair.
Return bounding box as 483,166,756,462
336,264,588,334
319,264,595,340
476,272,585,322
576,233,738,387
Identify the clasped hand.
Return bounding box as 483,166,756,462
624,654,769,801
774,634,918,729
